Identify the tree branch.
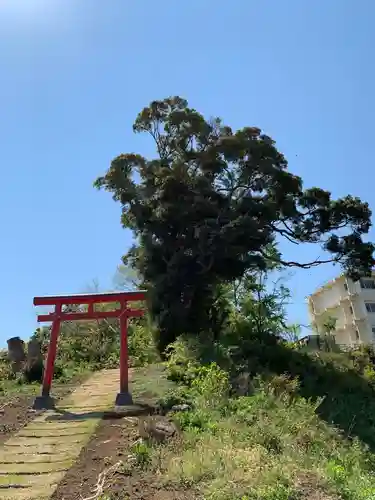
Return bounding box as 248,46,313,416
258,248,340,269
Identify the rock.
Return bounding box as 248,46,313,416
171,403,190,412
138,416,178,443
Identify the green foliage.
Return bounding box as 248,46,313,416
131,440,152,467
175,407,218,433
347,344,375,375
190,363,230,405
220,266,294,372
162,268,295,388
164,336,202,384
128,321,160,367
30,314,158,380
164,340,231,410
232,339,375,452
0,360,14,381
158,384,194,411
264,373,300,402
161,365,375,500
163,316,375,459
32,320,120,370
95,96,374,352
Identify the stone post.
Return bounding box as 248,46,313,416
7,337,26,373
25,339,44,382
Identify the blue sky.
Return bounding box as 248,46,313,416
1,0,374,345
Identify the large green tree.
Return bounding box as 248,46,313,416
95,97,374,353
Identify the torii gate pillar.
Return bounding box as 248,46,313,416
32,291,146,410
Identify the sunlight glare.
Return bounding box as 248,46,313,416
0,0,74,30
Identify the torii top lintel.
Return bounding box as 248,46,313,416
34,290,147,323
33,290,147,307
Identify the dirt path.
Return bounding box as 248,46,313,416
51,411,196,500
0,369,121,500
0,377,90,446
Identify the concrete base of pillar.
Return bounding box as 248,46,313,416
32,395,56,410
115,391,133,407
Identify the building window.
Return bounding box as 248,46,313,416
365,302,375,313
360,278,375,289
349,305,353,314
344,283,348,291
355,329,360,341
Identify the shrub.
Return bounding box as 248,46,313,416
0,360,14,381
363,365,375,385
191,363,230,406
158,385,194,411
265,374,300,402
128,323,159,367
164,338,202,386
174,408,220,433
349,349,370,374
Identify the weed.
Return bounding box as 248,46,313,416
131,440,152,468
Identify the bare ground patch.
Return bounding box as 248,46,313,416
51,412,197,500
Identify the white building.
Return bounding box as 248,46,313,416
307,273,375,347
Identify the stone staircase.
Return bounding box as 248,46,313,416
0,369,121,500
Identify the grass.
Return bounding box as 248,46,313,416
0,378,40,398
128,362,375,500
131,363,175,405
0,370,99,417
162,390,375,499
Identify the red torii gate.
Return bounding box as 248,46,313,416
32,290,146,409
